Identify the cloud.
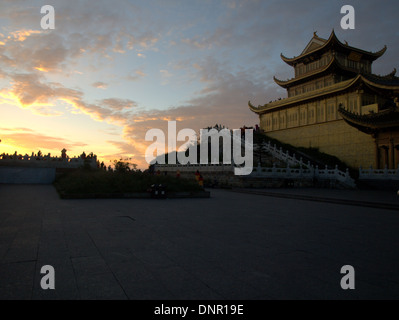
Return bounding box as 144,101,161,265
5,73,56,106
0,70,137,124
0,31,68,73
125,69,146,81
109,56,269,168
92,81,108,89
107,140,137,155
181,37,211,49
1,54,273,168
0,131,87,153
0,69,144,163
0,127,34,132
226,1,236,9
160,69,173,77
0,2,162,76
99,98,137,111
160,69,173,85
7,29,42,42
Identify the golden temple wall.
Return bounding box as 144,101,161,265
261,117,376,168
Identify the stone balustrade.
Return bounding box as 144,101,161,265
154,162,356,188
256,141,312,168
251,163,355,188
359,165,399,180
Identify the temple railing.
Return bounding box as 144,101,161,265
255,141,312,168
254,141,356,187
250,163,356,188
154,163,356,188
359,165,399,180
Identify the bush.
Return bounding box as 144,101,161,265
54,169,202,195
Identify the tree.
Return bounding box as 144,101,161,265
113,159,137,173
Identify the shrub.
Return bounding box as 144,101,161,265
54,169,202,195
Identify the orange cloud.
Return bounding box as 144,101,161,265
0,130,87,157
34,67,49,73
8,30,42,42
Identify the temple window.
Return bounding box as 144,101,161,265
348,59,357,69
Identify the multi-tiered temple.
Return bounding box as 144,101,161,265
249,31,399,169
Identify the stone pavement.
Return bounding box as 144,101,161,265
232,188,399,210
0,184,398,300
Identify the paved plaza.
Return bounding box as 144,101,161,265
0,184,398,300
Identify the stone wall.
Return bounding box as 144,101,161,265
0,167,56,184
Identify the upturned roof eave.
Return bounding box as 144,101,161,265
281,30,387,66
250,74,399,115
338,106,399,132
274,56,357,88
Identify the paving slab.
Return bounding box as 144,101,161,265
0,184,398,299
232,188,399,210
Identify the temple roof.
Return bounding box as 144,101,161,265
273,55,358,88
300,32,327,55
249,74,399,115
338,105,399,134
281,30,387,66
249,77,355,114
362,69,399,87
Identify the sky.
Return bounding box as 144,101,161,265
1,0,399,169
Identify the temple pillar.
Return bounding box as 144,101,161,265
384,146,389,168
374,138,379,169
395,145,399,169
389,138,395,169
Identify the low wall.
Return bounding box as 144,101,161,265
0,157,96,169
0,167,56,184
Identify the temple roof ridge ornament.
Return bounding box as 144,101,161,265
380,68,397,79
248,101,260,112
280,30,387,66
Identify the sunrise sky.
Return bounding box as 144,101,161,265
1,0,399,168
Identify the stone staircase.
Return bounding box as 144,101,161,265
250,139,356,189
